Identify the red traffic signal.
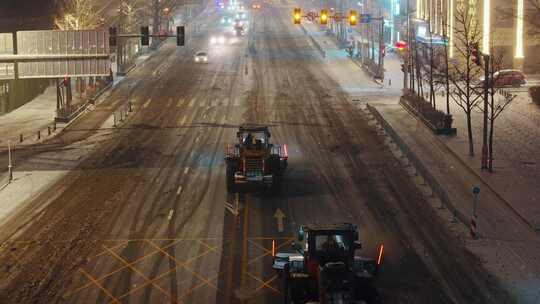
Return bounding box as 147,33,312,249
471,43,482,66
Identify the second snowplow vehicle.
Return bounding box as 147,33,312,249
225,125,288,193
273,223,382,304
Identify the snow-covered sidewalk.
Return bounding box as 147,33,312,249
371,103,540,303
428,91,540,230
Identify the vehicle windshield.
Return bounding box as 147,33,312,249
315,234,349,252
241,131,267,147
196,52,207,56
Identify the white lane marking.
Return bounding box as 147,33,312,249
195,135,200,143
184,167,190,174
188,97,196,107
177,98,185,107
178,115,187,126
176,185,183,195
143,98,151,108
190,151,195,158
234,98,240,106
167,209,174,220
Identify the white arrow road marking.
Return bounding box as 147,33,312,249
167,209,174,220
184,167,190,174
273,208,286,233
176,185,183,195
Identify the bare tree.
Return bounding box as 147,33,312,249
526,0,540,34
55,0,104,30
447,3,484,156
478,42,517,171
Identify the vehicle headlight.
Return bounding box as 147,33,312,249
195,57,199,62
210,37,217,44
203,57,208,61
218,36,225,44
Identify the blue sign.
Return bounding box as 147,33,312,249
360,14,371,23
473,187,480,194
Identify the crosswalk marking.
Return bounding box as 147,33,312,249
143,98,151,108
234,98,241,106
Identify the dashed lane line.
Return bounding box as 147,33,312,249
143,98,151,108
177,98,185,107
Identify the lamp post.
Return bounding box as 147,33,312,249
7,140,13,183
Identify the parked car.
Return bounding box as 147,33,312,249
194,51,208,63
480,69,527,87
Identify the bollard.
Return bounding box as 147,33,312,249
128,101,132,112
19,134,23,143
37,130,41,140
470,187,480,239
48,126,51,136
120,111,124,122
113,113,117,127
53,122,57,131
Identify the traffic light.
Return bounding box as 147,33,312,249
471,43,481,66
320,9,328,25
177,26,185,46
141,26,149,46
109,27,117,47
349,10,358,26
293,8,301,24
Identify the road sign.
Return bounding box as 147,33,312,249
360,14,372,23
16,30,110,78
0,33,14,79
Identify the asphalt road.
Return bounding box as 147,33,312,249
0,4,514,304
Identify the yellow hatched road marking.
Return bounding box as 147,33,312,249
103,245,177,302
78,268,121,304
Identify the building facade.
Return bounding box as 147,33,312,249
410,0,540,73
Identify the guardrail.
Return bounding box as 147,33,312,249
366,103,467,225
299,23,326,58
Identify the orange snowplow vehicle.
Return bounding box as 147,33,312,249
225,125,288,193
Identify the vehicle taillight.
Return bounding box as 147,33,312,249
377,244,384,265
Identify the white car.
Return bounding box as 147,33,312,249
194,51,208,63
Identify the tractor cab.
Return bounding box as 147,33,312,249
273,223,381,303
237,126,270,152
295,224,362,276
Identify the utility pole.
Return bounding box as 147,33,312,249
378,7,384,76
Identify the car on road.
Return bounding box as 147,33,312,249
480,69,527,87
194,51,208,63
